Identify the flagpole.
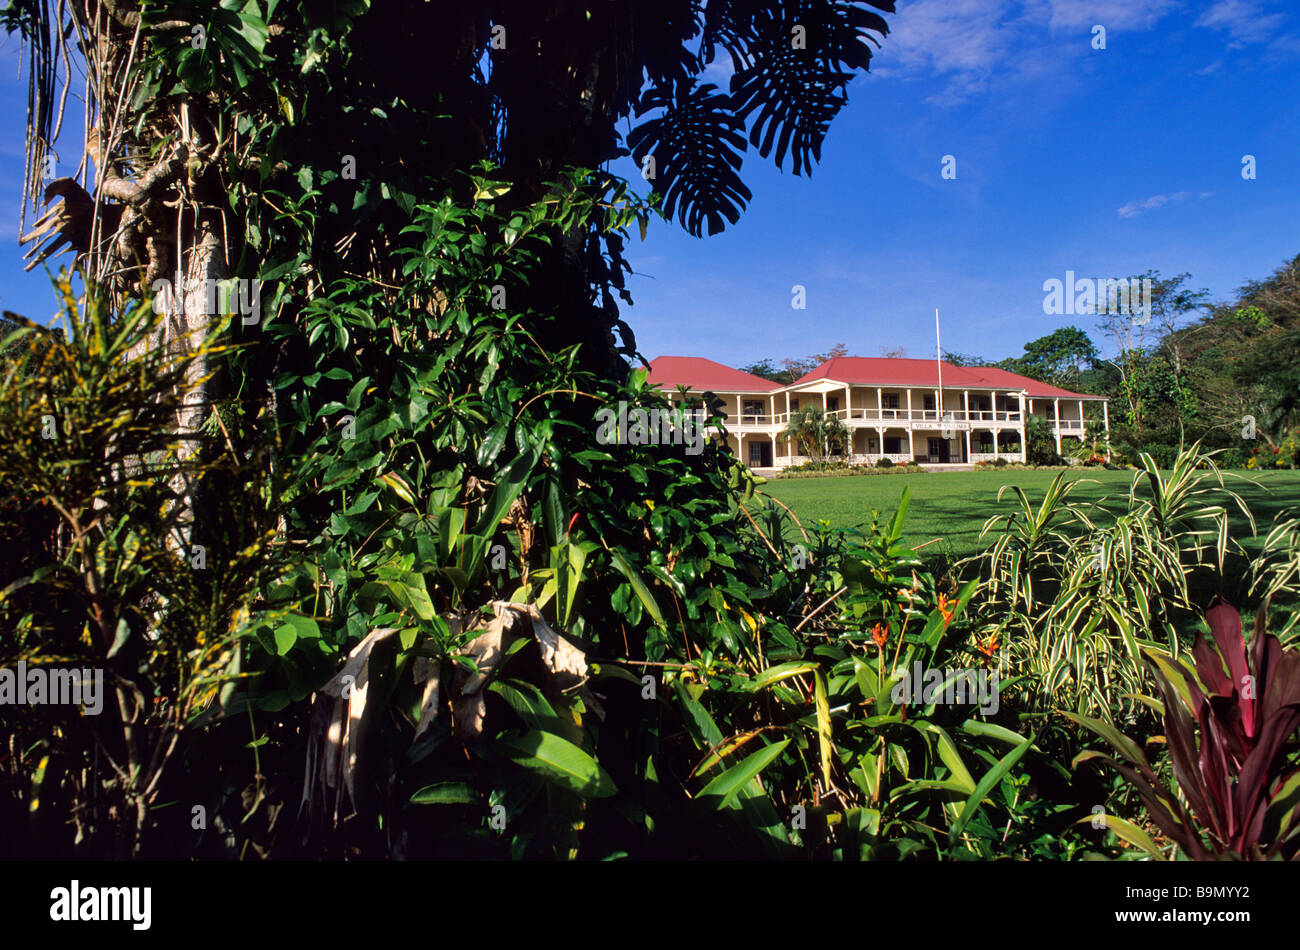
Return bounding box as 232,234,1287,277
935,308,943,418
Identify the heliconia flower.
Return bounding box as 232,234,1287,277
871,622,888,651
937,594,954,625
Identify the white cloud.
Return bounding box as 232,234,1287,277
1195,0,1287,45
1035,0,1182,32
873,0,1039,105
1116,190,1214,218
873,0,1178,105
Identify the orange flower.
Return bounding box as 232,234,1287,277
871,622,889,652
978,634,1000,658
937,594,954,626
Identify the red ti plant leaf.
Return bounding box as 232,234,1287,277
1201,599,1257,741
1170,601,1300,857
1070,600,1300,860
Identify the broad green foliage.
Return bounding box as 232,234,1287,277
4,0,1299,862
781,405,849,462
224,169,1052,858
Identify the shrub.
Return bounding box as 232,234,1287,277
961,442,1255,717
876,456,894,468
1216,447,1248,469
1065,600,1300,859
783,459,849,474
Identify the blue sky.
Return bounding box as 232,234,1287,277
611,0,1300,366
3,0,1299,365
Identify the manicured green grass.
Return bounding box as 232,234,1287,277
763,468,1300,563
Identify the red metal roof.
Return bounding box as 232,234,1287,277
794,357,1102,400
647,355,1104,400
646,356,781,393
959,365,1103,400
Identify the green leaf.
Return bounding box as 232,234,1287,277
273,623,297,656
925,724,976,794
697,739,790,810
497,731,617,799
1073,814,1165,859
814,670,833,788
609,547,663,624
478,423,508,467
410,782,477,805
889,487,911,543
489,679,563,732
950,734,1036,842
474,446,540,538
748,661,817,692
106,618,131,659
473,183,512,201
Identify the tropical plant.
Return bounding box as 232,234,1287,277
655,489,1070,859
0,0,908,859
782,405,848,462
1065,600,1300,860
962,444,1256,718
1252,510,1300,642
1024,415,1060,465
0,278,290,856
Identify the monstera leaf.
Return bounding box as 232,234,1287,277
630,1,893,236
728,2,885,174
628,82,751,237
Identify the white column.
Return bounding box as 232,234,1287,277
876,387,882,421
845,385,851,420
964,428,971,463
876,427,884,457
963,389,969,422
1078,398,1085,446
1103,400,1110,458
906,388,912,424
907,427,914,460
993,428,1000,461
1053,397,1062,455
1019,392,1028,462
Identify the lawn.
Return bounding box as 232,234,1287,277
763,467,1300,564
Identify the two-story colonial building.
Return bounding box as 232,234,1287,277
646,355,1109,471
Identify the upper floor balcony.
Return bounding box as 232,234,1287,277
732,408,1029,430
